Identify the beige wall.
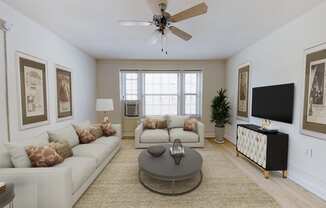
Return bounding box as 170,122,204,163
96,59,226,137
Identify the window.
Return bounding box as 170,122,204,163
121,72,138,101
120,70,202,117
184,72,201,116
144,73,178,116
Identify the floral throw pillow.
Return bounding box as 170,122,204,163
101,122,116,137
143,118,156,129
76,128,96,144
26,146,63,167
184,118,197,132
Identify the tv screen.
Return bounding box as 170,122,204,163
252,83,294,124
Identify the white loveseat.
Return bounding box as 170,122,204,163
0,121,121,208
135,115,205,148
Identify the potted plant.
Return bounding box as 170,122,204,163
211,88,231,143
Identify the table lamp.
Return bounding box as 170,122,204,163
96,98,114,122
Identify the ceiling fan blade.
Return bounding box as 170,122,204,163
170,2,208,23
169,26,192,41
118,20,152,26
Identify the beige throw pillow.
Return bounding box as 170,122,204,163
90,124,104,138
143,118,156,129
49,141,73,159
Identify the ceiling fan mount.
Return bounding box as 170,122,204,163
118,0,208,54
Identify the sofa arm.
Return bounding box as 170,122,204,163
197,121,205,146
111,124,122,138
0,167,72,208
135,123,144,140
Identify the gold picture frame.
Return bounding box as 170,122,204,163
56,66,73,119
237,65,250,118
18,53,48,127
302,44,326,135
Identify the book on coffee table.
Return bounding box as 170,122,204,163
0,182,6,193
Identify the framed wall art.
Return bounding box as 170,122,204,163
18,52,49,128
56,66,73,119
302,43,326,139
237,64,250,118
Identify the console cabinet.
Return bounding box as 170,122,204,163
236,124,288,178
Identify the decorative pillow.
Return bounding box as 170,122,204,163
184,118,197,132
89,124,104,138
76,128,96,144
101,122,116,137
156,120,168,129
168,115,190,129
5,144,32,168
48,125,79,147
143,118,156,129
0,146,13,168
49,141,73,160
4,133,50,168
26,146,63,167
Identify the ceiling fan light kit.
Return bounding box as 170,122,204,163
119,0,208,55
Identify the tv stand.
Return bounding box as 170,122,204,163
236,124,288,179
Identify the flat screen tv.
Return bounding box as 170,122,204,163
252,83,294,124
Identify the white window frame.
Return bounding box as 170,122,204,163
120,70,203,118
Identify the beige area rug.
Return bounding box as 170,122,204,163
74,140,280,208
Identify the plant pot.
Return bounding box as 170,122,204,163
214,126,225,144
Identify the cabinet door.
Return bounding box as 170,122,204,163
255,134,267,168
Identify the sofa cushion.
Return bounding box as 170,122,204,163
72,120,91,129
55,157,96,193
140,129,169,143
170,128,199,143
0,145,13,168
168,116,189,129
93,136,121,150
72,144,111,166
48,125,79,148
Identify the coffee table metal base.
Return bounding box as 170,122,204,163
139,169,203,196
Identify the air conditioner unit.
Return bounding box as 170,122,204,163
124,101,139,117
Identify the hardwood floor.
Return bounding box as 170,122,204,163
209,138,326,208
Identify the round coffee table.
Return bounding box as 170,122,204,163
138,145,203,196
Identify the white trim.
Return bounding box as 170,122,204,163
54,64,74,122
16,51,50,130
299,42,326,140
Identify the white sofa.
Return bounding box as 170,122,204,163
135,115,205,148
0,122,122,208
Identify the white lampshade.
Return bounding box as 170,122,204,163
96,98,114,112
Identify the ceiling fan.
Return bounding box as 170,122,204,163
118,0,208,54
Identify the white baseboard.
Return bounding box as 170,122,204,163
288,164,326,200
226,134,326,201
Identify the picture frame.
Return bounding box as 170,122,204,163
237,64,250,118
17,52,49,129
301,42,326,139
56,65,73,120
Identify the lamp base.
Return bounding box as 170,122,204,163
103,116,110,123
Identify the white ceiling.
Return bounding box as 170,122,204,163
2,0,324,60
